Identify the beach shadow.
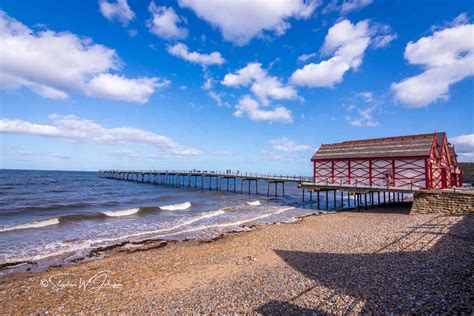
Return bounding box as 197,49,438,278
256,214,473,314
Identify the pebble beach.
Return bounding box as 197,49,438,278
0,204,472,314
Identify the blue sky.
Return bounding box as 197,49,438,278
0,0,473,174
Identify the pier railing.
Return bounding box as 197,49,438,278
99,169,314,183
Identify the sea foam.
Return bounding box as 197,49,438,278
102,208,140,217
246,200,261,206
160,201,191,211
0,218,60,233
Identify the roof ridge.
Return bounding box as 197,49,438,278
321,132,438,147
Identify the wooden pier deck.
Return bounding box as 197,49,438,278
99,170,414,210
99,170,310,197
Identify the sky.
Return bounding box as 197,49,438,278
0,0,473,175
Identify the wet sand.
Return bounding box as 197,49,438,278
0,204,472,314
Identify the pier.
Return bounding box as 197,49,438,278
99,170,415,210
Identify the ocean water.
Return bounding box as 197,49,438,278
0,169,337,274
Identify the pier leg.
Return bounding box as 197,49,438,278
371,192,374,207
347,193,350,208
397,192,400,203
201,176,204,191
248,181,251,194
267,182,270,197
383,192,386,204
282,183,285,197
364,194,368,210
378,192,380,205
333,190,336,208
317,191,320,209
326,190,329,210
302,189,305,202
255,180,258,195
401,194,404,202
309,190,313,203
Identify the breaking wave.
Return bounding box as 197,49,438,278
246,200,261,206
0,218,60,233
159,201,191,211
102,208,140,217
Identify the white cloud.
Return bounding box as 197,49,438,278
269,137,313,152
0,11,165,103
99,0,135,26
234,95,293,124
291,19,396,88
208,91,230,107
346,106,379,127
167,43,225,66
86,74,169,104
297,52,317,62
290,19,371,87
323,0,372,15
222,62,298,106
451,134,474,162
391,20,474,107
178,0,319,46
450,134,474,155
0,114,201,156
356,91,373,102
373,33,398,48
339,0,373,14
147,2,188,40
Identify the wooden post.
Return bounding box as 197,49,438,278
326,190,329,210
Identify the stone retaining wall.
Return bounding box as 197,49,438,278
411,190,474,214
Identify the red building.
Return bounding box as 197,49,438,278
311,133,462,190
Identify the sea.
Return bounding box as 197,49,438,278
0,169,340,274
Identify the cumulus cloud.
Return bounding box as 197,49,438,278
0,11,165,103
290,19,370,87
147,2,188,40
167,43,225,66
450,134,474,162
86,74,170,104
0,114,201,156
234,95,293,124
99,0,135,26
269,137,313,152
178,0,319,46
290,19,395,88
391,19,474,107
222,62,298,106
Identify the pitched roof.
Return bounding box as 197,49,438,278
312,133,438,160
